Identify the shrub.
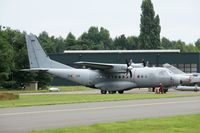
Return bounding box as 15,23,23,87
0,92,19,100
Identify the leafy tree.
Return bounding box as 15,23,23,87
0,28,14,87
173,40,185,52
78,26,112,50
99,27,113,49
35,71,53,89
161,37,173,49
195,39,200,50
86,27,100,44
38,31,56,53
139,0,161,49
126,36,139,50
0,28,54,89
113,35,128,50
53,37,65,53
182,44,199,52
8,30,39,87
64,32,77,50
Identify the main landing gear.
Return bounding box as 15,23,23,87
163,88,168,93
101,90,107,94
100,90,124,94
118,90,124,94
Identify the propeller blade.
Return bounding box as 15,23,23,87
142,59,146,67
129,70,132,78
126,59,129,67
146,61,149,67
125,59,133,77
130,59,133,65
126,69,128,76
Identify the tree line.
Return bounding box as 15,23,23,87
0,0,200,89
38,27,200,53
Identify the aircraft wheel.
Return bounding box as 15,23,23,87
108,91,116,94
101,90,107,94
113,91,117,94
163,88,168,93
118,90,124,94
152,87,155,92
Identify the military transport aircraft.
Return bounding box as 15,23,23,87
24,34,186,94
163,63,200,91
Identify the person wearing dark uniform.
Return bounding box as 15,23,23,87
159,83,164,94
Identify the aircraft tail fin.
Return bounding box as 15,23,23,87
25,34,73,69
163,63,185,74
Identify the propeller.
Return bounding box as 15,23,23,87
125,59,133,78
142,59,146,67
142,59,149,67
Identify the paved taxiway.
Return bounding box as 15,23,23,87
20,88,199,95
0,96,200,133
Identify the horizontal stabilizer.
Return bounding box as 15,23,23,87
20,68,49,72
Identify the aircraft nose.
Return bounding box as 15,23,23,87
175,75,191,85
181,76,192,85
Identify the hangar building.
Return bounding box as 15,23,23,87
49,50,200,86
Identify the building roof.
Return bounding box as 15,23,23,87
63,49,180,54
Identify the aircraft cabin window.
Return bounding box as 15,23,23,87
137,75,140,78
118,76,121,79
122,75,125,79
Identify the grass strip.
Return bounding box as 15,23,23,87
0,86,91,94
31,114,200,133
0,93,199,108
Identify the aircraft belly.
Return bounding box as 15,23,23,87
95,81,137,91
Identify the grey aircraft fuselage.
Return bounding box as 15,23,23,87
163,63,200,92
24,34,185,94
48,67,179,91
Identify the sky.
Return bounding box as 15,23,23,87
0,0,199,44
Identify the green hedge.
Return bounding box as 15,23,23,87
0,92,19,100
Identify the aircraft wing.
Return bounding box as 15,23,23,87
75,61,113,70
20,68,49,72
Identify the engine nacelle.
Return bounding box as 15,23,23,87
175,85,200,91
